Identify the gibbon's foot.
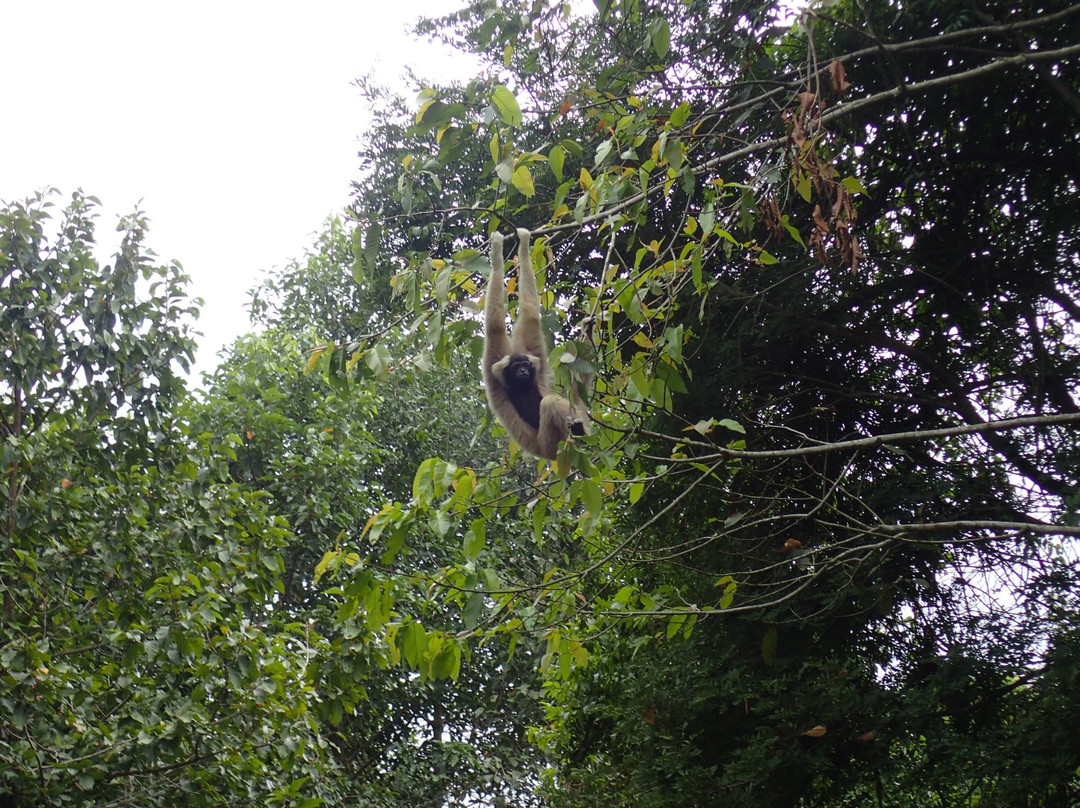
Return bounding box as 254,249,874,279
570,418,587,437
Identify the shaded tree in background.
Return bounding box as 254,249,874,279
200,220,553,807
0,192,346,805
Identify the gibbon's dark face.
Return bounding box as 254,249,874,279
505,355,535,392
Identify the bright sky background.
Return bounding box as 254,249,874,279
1,0,474,378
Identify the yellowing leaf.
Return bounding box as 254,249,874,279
512,164,535,197
415,99,436,124
305,345,328,374
569,640,590,667
683,419,714,435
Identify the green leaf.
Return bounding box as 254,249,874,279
363,221,381,275
314,549,338,584
581,477,603,517
402,621,427,668
350,226,365,284
560,139,584,160
431,640,462,680
666,612,686,639
491,85,523,128
840,176,869,196
719,579,737,609
669,100,691,128
718,418,745,434
532,499,548,545
761,626,778,666
796,172,813,202
549,143,565,182
364,344,392,379
782,217,807,248
568,640,590,667
650,17,671,59
463,521,485,560
463,592,484,629
594,139,613,167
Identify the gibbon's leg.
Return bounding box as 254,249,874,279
484,232,511,365
538,393,575,459
509,228,548,361
561,316,594,437
484,231,546,457
569,387,590,435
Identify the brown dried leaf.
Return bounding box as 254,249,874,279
831,186,850,220
791,116,806,149
809,230,829,266
829,59,851,95
849,238,864,274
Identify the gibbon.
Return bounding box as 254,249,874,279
483,228,590,460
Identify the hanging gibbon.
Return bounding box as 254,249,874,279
483,228,590,459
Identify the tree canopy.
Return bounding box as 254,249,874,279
338,0,1080,804
3,0,1079,805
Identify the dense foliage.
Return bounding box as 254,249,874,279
339,0,1080,805
0,193,342,805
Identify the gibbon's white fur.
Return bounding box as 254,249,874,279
483,228,589,459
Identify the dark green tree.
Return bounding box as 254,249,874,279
0,191,345,806
196,216,551,807
326,0,1080,805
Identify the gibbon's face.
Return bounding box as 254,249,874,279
505,355,535,392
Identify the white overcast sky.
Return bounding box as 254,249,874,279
1,0,474,378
